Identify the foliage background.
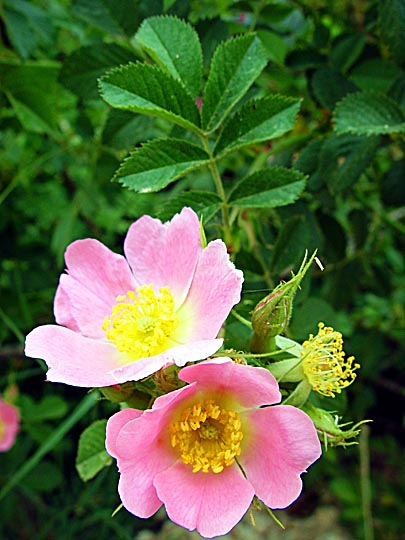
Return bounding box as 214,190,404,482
0,0,404,539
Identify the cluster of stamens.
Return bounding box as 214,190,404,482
170,399,243,474
102,285,177,359
302,322,360,397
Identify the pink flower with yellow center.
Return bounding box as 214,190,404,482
0,397,19,452
25,208,243,387
106,358,322,538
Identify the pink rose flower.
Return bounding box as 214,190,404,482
106,358,322,538
25,208,243,388
0,397,20,452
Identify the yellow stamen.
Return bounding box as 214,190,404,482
302,322,360,398
102,285,178,359
170,399,243,474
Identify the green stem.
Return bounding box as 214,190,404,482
200,135,232,246
360,425,374,540
231,309,252,328
0,391,99,501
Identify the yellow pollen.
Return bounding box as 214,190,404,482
170,399,243,474
302,322,360,398
102,285,178,359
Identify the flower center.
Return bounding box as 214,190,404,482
0,419,4,440
170,399,243,474
102,285,178,359
302,322,360,397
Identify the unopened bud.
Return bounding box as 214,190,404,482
251,251,316,353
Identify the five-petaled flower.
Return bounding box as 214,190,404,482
25,208,243,387
0,397,19,452
106,358,321,538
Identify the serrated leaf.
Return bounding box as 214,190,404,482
99,63,201,132
114,138,209,192
311,68,357,111
201,34,267,132
379,0,405,67
319,134,380,192
76,420,112,482
60,43,138,100
156,191,222,222
214,94,301,157
334,92,405,135
136,16,203,98
228,167,306,208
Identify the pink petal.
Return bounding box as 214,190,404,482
124,208,201,310
114,384,196,460
108,387,196,519
110,339,223,383
179,358,282,408
108,411,169,518
154,462,255,538
105,409,143,458
0,400,20,452
54,239,136,338
175,240,243,341
25,325,123,387
240,405,321,509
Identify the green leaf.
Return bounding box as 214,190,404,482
76,419,112,482
257,30,287,65
156,191,222,222
114,138,209,192
99,63,201,132
201,34,267,132
72,0,141,36
319,134,380,192
60,43,138,100
228,167,306,208
311,68,357,111
334,92,405,135
136,16,203,98
20,395,69,422
102,110,166,150
214,94,301,157
329,33,366,73
350,59,402,94
379,0,405,67
2,0,54,59
1,64,59,133
270,215,318,274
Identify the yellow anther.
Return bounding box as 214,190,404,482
302,322,360,397
170,399,243,474
102,285,178,359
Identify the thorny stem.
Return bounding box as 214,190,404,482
200,135,233,247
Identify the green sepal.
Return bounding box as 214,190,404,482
304,403,372,448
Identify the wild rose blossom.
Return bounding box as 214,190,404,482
0,397,19,452
25,208,243,387
106,358,322,538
